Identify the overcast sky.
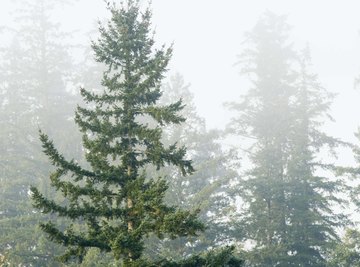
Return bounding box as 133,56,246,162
1,0,360,145
150,0,360,143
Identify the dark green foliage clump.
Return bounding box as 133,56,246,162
142,246,243,267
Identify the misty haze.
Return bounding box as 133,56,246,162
1,0,360,266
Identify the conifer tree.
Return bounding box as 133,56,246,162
228,12,347,266
0,0,78,265
284,48,347,266
227,12,297,265
30,1,205,265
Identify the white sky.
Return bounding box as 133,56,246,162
149,0,360,143
1,0,360,146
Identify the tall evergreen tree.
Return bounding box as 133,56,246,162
227,12,347,266
285,47,346,266
0,0,79,265
227,12,297,266
30,1,205,265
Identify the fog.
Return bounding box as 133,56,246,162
152,0,360,140
2,1,359,136
2,0,360,266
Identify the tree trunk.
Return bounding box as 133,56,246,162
127,165,133,260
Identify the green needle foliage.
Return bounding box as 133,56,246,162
327,229,360,267
30,1,205,265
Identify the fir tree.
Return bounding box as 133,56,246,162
227,12,297,266
284,47,347,266
0,0,78,265
30,1,205,265
228,12,347,266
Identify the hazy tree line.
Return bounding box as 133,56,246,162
1,0,360,266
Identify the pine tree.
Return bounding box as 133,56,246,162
0,0,78,265
228,12,347,266
227,12,297,266
284,48,347,266
30,1,205,265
